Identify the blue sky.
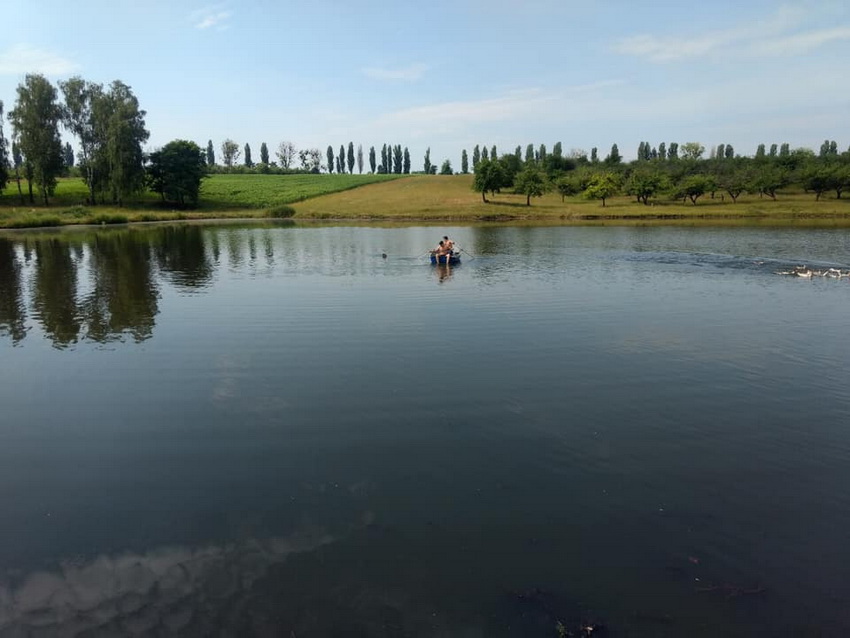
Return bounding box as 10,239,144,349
1,0,849,168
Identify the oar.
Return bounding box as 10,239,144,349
458,246,475,260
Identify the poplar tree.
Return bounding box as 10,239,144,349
538,143,547,161
423,147,431,174
392,144,402,174
357,144,364,174
525,144,534,163
472,145,480,168
206,140,215,165
668,142,679,160
339,145,345,173
347,142,355,174
244,143,253,167
490,145,497,160
724,144,734,159
63,142,74,168
637,142,646,161
9,73,64,204
553,142,563,159
0,101,7,193
590,147,598,163
369,146,376,173
716,144,725,160
755,144,766,159
604,143,621,165
481,147,489,161
461,149,469,174
769,144,778,157
327,145,334,173
658,142,666,161
403,147,410,174
514,146,521,160
260,142,269,165
380,144,388,173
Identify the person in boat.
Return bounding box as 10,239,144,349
432,240,450,261
442,235,455,255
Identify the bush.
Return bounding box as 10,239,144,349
267,204,295,218
88,213,129,225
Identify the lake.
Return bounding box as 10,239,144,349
1,223,849,637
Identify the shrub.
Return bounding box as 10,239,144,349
267,204,295,218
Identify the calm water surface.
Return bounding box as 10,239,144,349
1,224,849,637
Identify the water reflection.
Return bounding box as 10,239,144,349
0,519,367,636
0,239,27,344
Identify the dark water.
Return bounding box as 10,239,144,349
1,223,849,637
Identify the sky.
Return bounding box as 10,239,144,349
1,0,849,168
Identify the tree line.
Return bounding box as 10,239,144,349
467,140,850,206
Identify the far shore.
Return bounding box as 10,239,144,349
3,174,850,230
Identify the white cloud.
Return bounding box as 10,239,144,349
613,5,849,62
361,64,428,81
0,44,78,75
191,5,232,30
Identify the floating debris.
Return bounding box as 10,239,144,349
775,265,850,278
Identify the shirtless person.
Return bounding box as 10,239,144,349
442,235,455,254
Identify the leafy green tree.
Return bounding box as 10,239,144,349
715,144,725,160
244,143,253,167
829,140,838,156
803,165,832,201
538,144,547,162
590,147,598,163
779,143,790,157
828,164,850,199
625,169,668,205
298,148,321,172
439,159,453,175
369,146,376,173
206,140,215,166
584,172,619,206
95,80,149,205
461,149,469,174
755,144,766,160
725,144,734,159
471,158,505,202
403,147,410,174
347,142,355,174
260,142,269,165
357,144,364,174
604,143,621,165
63,142,74,169
8,73,64,204
637,142,646,161
59,76,102,203
147,139,207,207
715,162,750,202
514,146,522,160
380,144,388,173
657,142,666,161
0,101,7,193
498,153,523,187
650,147,658,160
339,145,346,173
481,146,489,161
749,166,788,200
769,144,778,157
556,174,581,201
11,140,25,202
472,144,481,169
514,166,548,205
668,142,679,160
675,174,713,204
392,144,402,174
490,145,497,160
326,145,334,173
221,139,240,168
680,142,704,161
525,144,534,163
423,147,432,174
553,142,562,159
275,141,295,170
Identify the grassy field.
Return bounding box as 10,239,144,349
292,174,850,226
0,173,402,228
3,172,850,229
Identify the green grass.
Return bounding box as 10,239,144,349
0,173,402,228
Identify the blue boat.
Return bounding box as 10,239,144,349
430,253,461,265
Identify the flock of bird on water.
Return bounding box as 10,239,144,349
776,265,850,278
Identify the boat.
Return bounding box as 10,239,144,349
430,252,461,265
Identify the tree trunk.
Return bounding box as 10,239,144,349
482,191,487,203
14,171,24,205
27,180,33,204
526,194,530,206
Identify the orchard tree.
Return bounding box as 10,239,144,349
147,139,207,207
556,175,581,201
9,73,64,204
221,139,240,168
461,149,469,174
584,172,619,206
675,175,713,205
514,165,548,205
625,169,668,205
260,142,269,165
471,158,505,202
